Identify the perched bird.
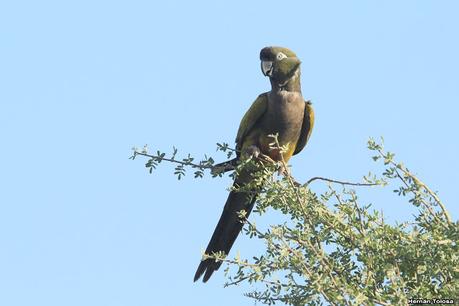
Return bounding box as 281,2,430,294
194,46,314,282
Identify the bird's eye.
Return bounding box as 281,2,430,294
276,52,287,60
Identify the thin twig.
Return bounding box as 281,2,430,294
305,177,378,187
278,235,339,306
376,146,452,225
394,163,451,224
380,149,451,223
133,151,213,170
393,168,449,229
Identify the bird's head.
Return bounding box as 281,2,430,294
260,46,301,88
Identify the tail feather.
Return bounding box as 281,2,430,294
194,186,256,282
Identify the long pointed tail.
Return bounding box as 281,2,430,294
194,185,256,282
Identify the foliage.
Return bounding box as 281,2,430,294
131,139,458,305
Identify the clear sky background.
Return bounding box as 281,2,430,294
1,1,458,305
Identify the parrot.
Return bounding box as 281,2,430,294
194,46,314,282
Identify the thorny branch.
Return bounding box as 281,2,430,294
374,147,452,225
133,151,214,170
132,146,377,188
305,176,378,187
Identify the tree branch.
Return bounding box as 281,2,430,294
133,151,213,170
304,176,379,187
376,147,452,225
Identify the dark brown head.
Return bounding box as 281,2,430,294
260,46,301,87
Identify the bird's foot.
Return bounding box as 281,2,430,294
245,145,261,158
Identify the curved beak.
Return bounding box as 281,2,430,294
261,60,273,77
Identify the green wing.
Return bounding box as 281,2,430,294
293,100,314,155
235,93,268,153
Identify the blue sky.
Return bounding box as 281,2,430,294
1,1,458,305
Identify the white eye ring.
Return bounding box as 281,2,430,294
276,52,287,60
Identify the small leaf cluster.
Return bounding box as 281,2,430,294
217,142,236,159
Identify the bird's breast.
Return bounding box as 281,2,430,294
257,91,305,161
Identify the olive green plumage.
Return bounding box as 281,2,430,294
194,46,314,282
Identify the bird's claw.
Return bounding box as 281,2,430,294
245,145,261,158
